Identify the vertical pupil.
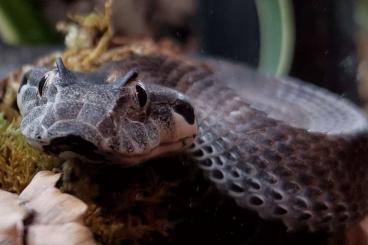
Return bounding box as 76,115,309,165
136,84,147,107
38,76,47,96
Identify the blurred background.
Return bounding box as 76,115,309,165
1,2,368,244
1,0,368,108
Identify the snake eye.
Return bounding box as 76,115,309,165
136,83,148,107
38,76,47,96
18,71,30,93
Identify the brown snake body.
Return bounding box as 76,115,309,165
17,54,368,232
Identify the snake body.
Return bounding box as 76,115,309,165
17,54,368,232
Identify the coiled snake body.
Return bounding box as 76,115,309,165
17,54,368,232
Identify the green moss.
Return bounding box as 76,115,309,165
0,114,62,193
60,161,175,244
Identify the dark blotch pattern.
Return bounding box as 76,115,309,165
185,65,368,232
174,101,195,125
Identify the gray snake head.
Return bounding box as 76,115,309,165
17,58,197,165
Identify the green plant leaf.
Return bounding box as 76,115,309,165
0,0,58,44
256,0,294,75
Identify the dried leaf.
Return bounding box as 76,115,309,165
24,187,87,225
0,190,26,245
19,171,61,202
27,223,95,245
0,171,95,245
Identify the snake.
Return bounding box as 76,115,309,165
16,54,368,233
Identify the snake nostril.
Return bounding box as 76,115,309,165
173,101,195,125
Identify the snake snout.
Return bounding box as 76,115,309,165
169,97,197,154
17,67,51,117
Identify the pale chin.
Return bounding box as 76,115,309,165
172,111,197,142
116,111,197,166
114,136,195,166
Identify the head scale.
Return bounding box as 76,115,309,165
17,58,197,165
55,57,77,86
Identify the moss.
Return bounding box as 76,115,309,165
60,160,175,244
0,114,61,193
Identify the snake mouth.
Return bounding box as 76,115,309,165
41,135,107,162
108,136,195,166
33,134,195,165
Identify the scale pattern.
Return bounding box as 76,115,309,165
18,54,368,232
112,55,368,231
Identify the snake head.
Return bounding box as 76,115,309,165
17,58,197,165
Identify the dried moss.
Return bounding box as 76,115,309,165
0,114,62,193
57,0,114,71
